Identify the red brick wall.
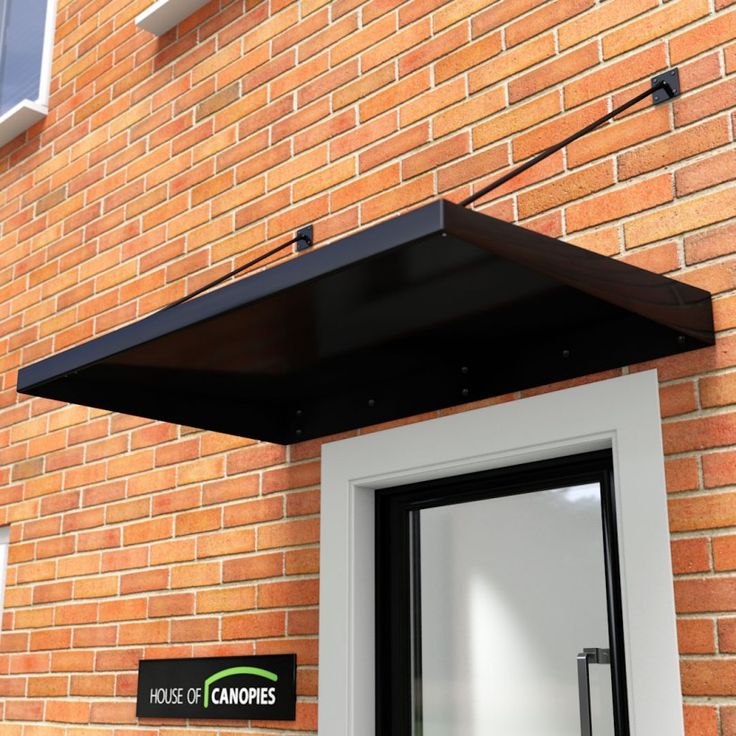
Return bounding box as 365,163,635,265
0,0,734,733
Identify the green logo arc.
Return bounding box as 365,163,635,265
203,666,279,708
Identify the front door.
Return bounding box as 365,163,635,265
376,451,628,736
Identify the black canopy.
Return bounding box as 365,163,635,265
18,199,714,443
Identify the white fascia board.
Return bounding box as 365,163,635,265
136,0,211,35
0,100,47,148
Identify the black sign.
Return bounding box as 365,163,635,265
136,654,296,720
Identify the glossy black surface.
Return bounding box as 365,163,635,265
17,199,714,443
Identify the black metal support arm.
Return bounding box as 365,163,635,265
461,69,680,209
162,227,313,311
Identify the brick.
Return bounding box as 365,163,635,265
602,0,710,59
77,527,120,552
99,597,147,623
262,461,320,494
469,34,556,93
268,146,327,190
258,518,320,550
669,492,736,532
120,569,169,595
171,617,219,642
224,497,284,527
714,534,736,571
196,585,256,614
511,42,598,104
331,164,401,214
559,0,658,50
222,611,285,640
299,13,356,61
681,658,736,695
627,185,736,245
676,577,736,612
714,294,736,332
361,174,434,224
175,507,221,536
720,618,736,653
9,652,49,674
288,609,319,636
73,626,117,648
471,0,541,36
509,0,594,46
257,579,319,608
567,174,673,233
197,528,255,558
30,628,72,651
619,117,730,180
51,651,94,673
123,517,172,546
70,673,115,696
620,241,680,275
151,487,200,516
227,443,286,474
399,24,467,77
402,78,465,129
679,51,722,91
27,676,68,697
683,705,718,736
677,619,715,654
728,40,736,73
362,18,431,72
671,537,710,573
670,9,736,63
360,124,429,173
700,374,736,409
359,70,430,122
118,620,169,646
170,562,220,589
703,451,736,488
433,86,506,139
294,158,355,199
676,148,736,197
294,109,355,155
434,32,502,84
202,475,259,505
4,700,44,721
564,44,666,110
223,552,284,582
659,381,698,418
33,581,73,605
518,161,614,219
88,700,135,724
674,78,736,128
685,222,736,265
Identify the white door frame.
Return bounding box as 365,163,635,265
318,370,683,736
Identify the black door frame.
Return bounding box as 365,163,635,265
375,449,630,736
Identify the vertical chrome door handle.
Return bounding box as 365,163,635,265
577,648,611,736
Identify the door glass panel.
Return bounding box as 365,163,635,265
415,482,615,736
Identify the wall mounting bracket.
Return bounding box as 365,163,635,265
652,68,680,104
296,225,314,251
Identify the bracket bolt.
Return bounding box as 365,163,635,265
562,349,571,359
367,398,376,408
461,388,469,398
